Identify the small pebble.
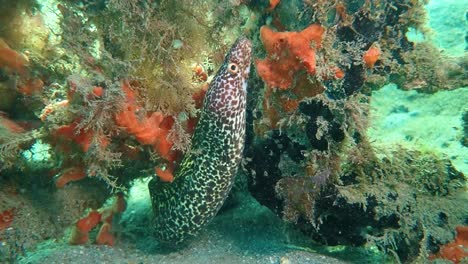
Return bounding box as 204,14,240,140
172,39,183,49
280,256,290,264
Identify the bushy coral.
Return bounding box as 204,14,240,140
392,42,468,93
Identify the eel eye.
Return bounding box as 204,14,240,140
227,62,239,74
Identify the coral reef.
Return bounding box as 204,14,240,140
243,0,467,262
0,0,251,180
0,0,465,262
0,0,252,260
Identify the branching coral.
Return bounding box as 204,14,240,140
0,121,45,170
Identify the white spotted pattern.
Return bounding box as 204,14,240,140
149,37,252,245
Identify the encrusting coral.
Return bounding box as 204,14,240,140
245,1,467,263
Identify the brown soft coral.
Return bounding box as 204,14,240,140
255,24,325,90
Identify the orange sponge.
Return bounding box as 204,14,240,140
256,24,325,89
54,121,108,153
0,38,28,75
76,210,101,233
69,210,101,245
69,226,89,245
268,0,280,11
363,46,380,68
96,223,115,246
115,82,176,162
155,166,174,183
431,226,468,263
55,166,86,188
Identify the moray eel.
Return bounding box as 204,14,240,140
149,37,252,244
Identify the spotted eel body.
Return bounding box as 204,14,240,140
149,37,252,244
